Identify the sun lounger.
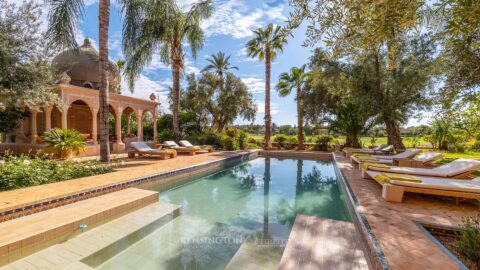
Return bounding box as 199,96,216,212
178,140,213,153
351,148,422,165
343,144,392,157
362,158,480,179
352,151,443,170
364,170,480,203
163,141,198,155
128,141,177,159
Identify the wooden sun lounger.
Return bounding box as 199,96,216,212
352,151,443,170
128,142,177,159
364,170,480,204
361,158,480,180
178,140,213,154
163,141,197,155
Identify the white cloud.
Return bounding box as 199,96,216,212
121,74,170,111
236,48,257,62
184,58,201,74
202,0,287,39
241,77,266,94
255,100,279,115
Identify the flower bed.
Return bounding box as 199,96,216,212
0,154,115,191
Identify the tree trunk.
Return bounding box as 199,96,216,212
384,115,405,150
264,48,272,149
346,136,361,148
171,36,182,139
296,86,304,150
98,0,110,162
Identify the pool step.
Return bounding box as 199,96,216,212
278,215,369,270
0,200,180,270
225,238,283,270
0,188,159,267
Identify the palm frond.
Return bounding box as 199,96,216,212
46,0,85,50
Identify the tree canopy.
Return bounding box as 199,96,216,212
0,1,59,110
183,72,257,132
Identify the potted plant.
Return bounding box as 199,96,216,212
43,129,86,160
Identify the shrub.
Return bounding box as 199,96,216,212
0,154,115,191
313,135,334,151
273,134,288,144
458,214,480,261
42,129,86,159
195,132,222,146
238,131,248,150
220,134,237,150
472,134,480,151
157,129,175,143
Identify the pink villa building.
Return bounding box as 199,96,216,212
0,39,159,156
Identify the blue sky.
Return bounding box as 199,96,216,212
74,0,313,126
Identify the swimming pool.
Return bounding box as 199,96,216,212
95,157,352,269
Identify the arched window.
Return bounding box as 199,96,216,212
83,81,94,89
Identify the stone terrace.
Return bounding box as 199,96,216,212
0,151,253,216
335,153,478,270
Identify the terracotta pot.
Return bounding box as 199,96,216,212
58,149,73,160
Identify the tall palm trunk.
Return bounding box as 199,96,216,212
264,48,272,149
98,0,111,162
296,86,304,150
171,35,182,139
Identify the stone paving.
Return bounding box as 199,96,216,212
335,153,478,270
0,151,251,214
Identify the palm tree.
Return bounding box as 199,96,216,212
201,52,238,77
121,0,212,139
46,0,112,162
246,24,288,149
276,65,308,150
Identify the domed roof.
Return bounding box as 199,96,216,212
52,38,121,93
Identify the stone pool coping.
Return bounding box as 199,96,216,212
0,151,258,222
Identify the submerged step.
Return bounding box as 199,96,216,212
1,201,180,270
0,188,159,266
278,215,369,270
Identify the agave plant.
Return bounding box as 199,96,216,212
43,129,86,159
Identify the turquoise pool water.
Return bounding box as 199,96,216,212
96,157,351,270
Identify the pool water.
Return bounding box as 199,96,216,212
96,157,351,270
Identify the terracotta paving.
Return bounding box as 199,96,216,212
278,215,368,270
0,151,251,213
335,153,477,270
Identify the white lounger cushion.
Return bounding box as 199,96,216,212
367,171,480,194
179,140,194,147
131,141,158,152
371,148,422,160
368,158,480,177
413,152,443,162
164,141,180,147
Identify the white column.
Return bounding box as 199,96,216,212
43,106,52,132
30,110,38,144
136,110,143,141
91,107,98,144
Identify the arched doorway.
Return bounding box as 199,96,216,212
121,107,137,138
67,100,93,135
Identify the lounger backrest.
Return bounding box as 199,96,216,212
164,141,179,147
131,141,152,152
413,152,443,162
433,159,480,177
179,140,193,147
381,145,394,152
373,144,387,151
393,148,421,159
